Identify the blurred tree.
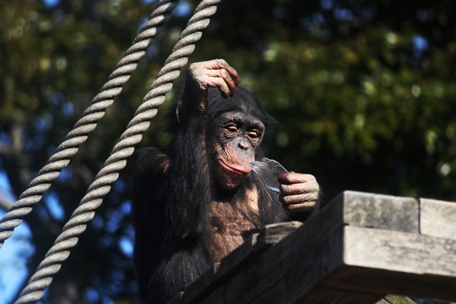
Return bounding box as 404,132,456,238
1,0,456,303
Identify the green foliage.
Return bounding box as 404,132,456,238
1,0,456,302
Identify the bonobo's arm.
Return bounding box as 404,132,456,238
163,60,241,240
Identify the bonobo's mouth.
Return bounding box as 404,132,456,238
218,160,251,175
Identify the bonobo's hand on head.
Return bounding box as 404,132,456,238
183,59,241,111
278,172,320,212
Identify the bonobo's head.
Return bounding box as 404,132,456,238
206,87,276,189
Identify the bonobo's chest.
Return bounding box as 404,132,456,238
203,186,262,263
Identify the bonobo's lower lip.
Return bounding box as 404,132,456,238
218,160,251,175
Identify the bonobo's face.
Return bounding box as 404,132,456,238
210,111,265,189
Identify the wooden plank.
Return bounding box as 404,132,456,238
420,198,456,240
339,191,419,233
324,226,456,301
177,222,303,304
343,226,456,278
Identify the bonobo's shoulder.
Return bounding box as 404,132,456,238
134,147,170,179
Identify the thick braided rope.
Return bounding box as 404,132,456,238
14,0,221,303
0,0,178,247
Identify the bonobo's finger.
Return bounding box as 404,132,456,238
219,68,237,97
206,59,240,86
278,172,316,185
280,192,319,206
189,59,240,98
279,181,319,196
206,68,236,98
283,200,316,213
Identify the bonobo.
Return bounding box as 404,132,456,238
132,59,322,303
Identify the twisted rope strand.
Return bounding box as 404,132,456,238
0,0,178,247
14,0,221,303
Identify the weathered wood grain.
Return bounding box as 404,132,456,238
337,191,419,232
324,226,456,301
343,226,456,277
421,198,456,240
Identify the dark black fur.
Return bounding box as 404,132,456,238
132,86,319,303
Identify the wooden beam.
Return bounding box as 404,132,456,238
420,198,456,240
324,226,456,301
171,191,456,303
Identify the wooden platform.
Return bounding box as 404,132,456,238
169,191,456,304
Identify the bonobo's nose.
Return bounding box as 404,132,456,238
238,138,250,150
238,141,249,150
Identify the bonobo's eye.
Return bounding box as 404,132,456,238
247,130,260,139
224,124,238,135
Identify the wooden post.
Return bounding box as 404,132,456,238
169,191,456,304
